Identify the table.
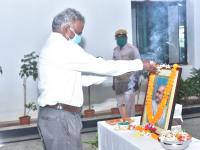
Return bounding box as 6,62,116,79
98,117,200,150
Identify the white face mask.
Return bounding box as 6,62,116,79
70,28,82,44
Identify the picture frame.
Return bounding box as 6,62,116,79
141,65,182,134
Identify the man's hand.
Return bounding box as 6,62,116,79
142,60,157,73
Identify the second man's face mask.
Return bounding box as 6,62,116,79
116,36,127,48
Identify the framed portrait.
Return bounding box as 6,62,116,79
141,65,182,134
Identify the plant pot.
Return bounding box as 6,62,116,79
111,107,120,114
19,115,31,125
135,104,144,113
84,109,95,118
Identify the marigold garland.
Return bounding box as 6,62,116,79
146,64,180,125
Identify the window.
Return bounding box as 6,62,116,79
131,0,187,64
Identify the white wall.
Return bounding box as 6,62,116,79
193,0,200,69
0,0,132,122
187,0,200,69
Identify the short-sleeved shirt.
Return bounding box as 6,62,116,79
113,43,140,61
113,43,141,94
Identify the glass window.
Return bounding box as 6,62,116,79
131,1,187,64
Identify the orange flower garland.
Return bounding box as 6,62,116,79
146,64,180,125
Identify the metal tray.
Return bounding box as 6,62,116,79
160,140,191,150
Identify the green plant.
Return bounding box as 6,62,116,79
177,77,186,101
187,68,200,97
83,135,98,149
19,51,39,116
177,68,200,103
25,101,37,115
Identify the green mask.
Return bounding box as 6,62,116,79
116,37,127,48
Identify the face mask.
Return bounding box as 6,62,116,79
116,36,127,48
70,28,82,44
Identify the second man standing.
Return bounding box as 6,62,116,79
112,29,141,117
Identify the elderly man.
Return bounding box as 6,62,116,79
112,29,141,118
37,8,156,150
152,85,167,128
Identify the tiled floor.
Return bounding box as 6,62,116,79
0,116,200,150
182,117,200,139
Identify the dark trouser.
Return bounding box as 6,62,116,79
37,107,82,150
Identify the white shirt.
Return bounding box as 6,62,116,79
38,32,143,107
152,100,167,128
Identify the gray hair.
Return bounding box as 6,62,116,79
52,8,85,32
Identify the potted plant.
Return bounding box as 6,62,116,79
19,101,37,124
19,51,39,125
110,107,120,115
84,85,95,117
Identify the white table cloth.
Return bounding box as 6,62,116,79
98,116,200,150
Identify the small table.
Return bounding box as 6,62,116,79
98,116,200,150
